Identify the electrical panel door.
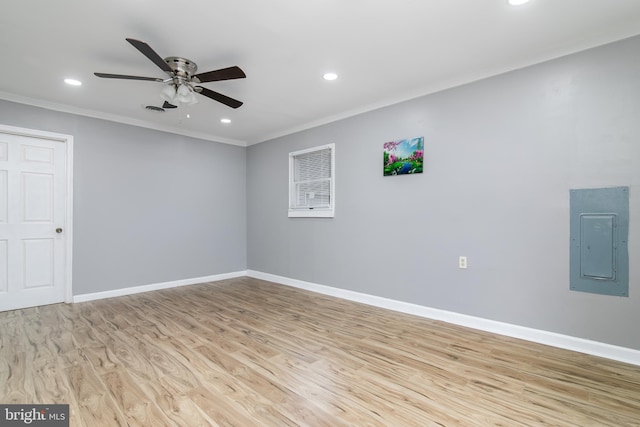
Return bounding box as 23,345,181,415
570,187,629,297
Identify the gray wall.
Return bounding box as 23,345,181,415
0,100,247,295
247,36,640,350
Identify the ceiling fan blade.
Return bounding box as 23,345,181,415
193,66,246,83
162,101,178,109
126,38,172,73
195,86,243,109
94,72,164,82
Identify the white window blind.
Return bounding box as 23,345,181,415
288,144,335,217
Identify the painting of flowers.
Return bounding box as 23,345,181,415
383,136,424,176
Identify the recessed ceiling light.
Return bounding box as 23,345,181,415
323,73,338,81
186,114,191,119
64,78,82,86
508,0,530,5
220,118,231,124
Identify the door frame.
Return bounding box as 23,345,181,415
0,124,73,303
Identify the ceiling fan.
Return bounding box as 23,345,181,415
94,38,246,109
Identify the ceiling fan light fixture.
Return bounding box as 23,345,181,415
160,83,198,106
177,84,198,105
160,84,177,102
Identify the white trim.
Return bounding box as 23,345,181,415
0,92,247,147
0,124,74,304
247,30,640,146
73,271,247,303
64,135,74,304
246,270,640,366
288,209,335,218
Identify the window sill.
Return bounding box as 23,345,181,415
288,209,334,218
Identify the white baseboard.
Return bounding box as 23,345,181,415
73,271,247,303
71,269,640,366
246,270,640,366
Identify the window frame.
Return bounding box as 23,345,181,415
288,143,335,218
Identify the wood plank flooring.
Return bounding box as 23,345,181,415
1,277,639,426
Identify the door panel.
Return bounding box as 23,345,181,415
22,172,54,222
23,238,54,289
21,144,54,164
0,240,7,292
0,170,7,223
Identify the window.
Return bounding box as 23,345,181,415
288,143,335,218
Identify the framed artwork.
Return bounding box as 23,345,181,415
383,136,424,176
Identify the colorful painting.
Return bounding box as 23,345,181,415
383,136,424,176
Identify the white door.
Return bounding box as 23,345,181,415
0,129,69,311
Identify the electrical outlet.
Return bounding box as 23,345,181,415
459,256,467,269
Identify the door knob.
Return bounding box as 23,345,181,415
56,228,63,234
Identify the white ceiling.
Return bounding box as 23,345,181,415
2,1,640,146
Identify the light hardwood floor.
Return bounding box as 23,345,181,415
1,277,639,426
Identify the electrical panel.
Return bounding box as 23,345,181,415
570,187,629,297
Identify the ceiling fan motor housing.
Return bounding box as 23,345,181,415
164,57,197,78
